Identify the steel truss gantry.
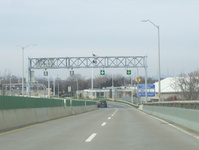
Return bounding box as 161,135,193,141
27,56,148,100
28,56,147,69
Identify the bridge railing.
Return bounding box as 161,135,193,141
0,95,97,110
142,101,199,133
143,101,199,110
0,95,97,132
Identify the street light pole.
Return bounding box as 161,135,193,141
141,20,161,101
76,78,79,99
57,75,60,98
112,74,114,100
10,75,12,96
18,44,36,96
22,46,24,96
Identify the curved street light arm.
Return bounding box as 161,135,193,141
141,20,159,28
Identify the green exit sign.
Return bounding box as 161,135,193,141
127,70,131,75
100,70,105,75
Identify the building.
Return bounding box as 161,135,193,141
153,77,184,101
78,86,140,103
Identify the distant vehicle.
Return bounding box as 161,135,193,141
97,100,107,108
61,93,71,97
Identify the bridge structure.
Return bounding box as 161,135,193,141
27,56,148,97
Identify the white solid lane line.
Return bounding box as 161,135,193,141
101,122,107,126
85,133,97,142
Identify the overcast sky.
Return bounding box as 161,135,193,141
0,0,198,79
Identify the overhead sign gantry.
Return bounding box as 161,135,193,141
27,56,148,98
29,56,147,69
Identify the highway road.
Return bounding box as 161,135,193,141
0,102,199,150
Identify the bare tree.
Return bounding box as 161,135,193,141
94,76,107,88
175,70,199,100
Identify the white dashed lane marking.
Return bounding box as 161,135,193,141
85,133,97,142
86,108,119,143
101,122,107,126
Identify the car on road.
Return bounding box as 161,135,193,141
97,100,107,108
60,93,71,98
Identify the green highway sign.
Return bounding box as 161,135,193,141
100,70,105,75
127,70,131,75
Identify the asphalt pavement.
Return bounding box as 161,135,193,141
0,102,199,150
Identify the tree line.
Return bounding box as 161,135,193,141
35,74,156,96
0,70,156,96
1,69,199,100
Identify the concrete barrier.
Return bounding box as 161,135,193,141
142,105,199,133
0,105,97,132
0,110,6,131
16,109,36,127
